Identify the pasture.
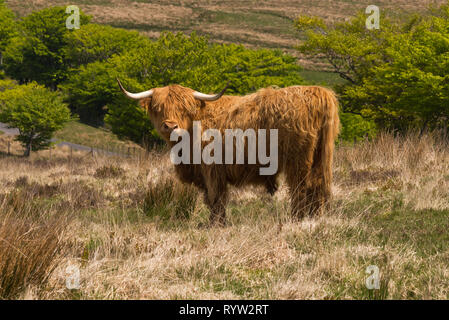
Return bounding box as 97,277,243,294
1,132,448,299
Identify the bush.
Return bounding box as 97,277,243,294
0,83,72,156
94,164,125,179
340,112,378,142
64,24,147,68
296,2,449,132
0,0,17,68
143,178,198,221
3,6,90,88
0,212,65,299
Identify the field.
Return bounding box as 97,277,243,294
1,132,448,299
5,0,447,71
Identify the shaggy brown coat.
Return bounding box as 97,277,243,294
137,84,340,225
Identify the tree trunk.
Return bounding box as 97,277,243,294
24,140,32,157
419,119,429,138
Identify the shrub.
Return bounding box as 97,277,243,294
0,83,72,156
296,3,449,132
340,112,378,142
143,178,198,221
0,212,65,299
94,164,125,179
3,6,90,88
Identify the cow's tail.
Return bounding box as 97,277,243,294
320,89,340,199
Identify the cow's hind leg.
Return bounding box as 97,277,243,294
285,170,309,220
305,164,328,217
285,136,316,220
306,132,331,216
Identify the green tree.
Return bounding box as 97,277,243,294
348,14,449,130
211,43,304,94
0,83,71,156
3,6,90,88
60,58,126,125
64,24,147,68
339,112,377,142
0,0,17,67
296,2,449,132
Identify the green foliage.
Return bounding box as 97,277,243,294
60,59,126,126
296,3,449,133
0,83,71,156
3,6,90,88
339,112,377,143
0,1,17,67
64,24,147,68
0,78,18,92
350,16,449,130
211,43,304,94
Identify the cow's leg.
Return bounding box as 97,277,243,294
285,137,316,220
306,132,331,216
305,160,329,216
305,178,326,217
202,171,228,226
285,169,310,219
204,188,228,226
265,174,279,196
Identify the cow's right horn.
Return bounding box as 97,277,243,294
193,81,230,102
117,78,154,100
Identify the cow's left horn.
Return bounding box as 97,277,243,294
193,81,230,102
117,78,154,100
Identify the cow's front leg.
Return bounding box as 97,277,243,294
204,191,228,226
203,172,228,226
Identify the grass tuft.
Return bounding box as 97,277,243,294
144,178,199,222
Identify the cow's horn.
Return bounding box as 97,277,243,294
117,78,153,100
193,81,230,102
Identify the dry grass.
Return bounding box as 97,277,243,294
0,131,448,299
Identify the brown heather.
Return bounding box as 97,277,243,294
0,131,448,299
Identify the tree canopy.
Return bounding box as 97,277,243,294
3,6,90,88
295,4,449,131
0,82,71,156
0,0,17,67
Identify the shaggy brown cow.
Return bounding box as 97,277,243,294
118,79,340,225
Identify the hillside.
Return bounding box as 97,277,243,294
5,0,447,70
